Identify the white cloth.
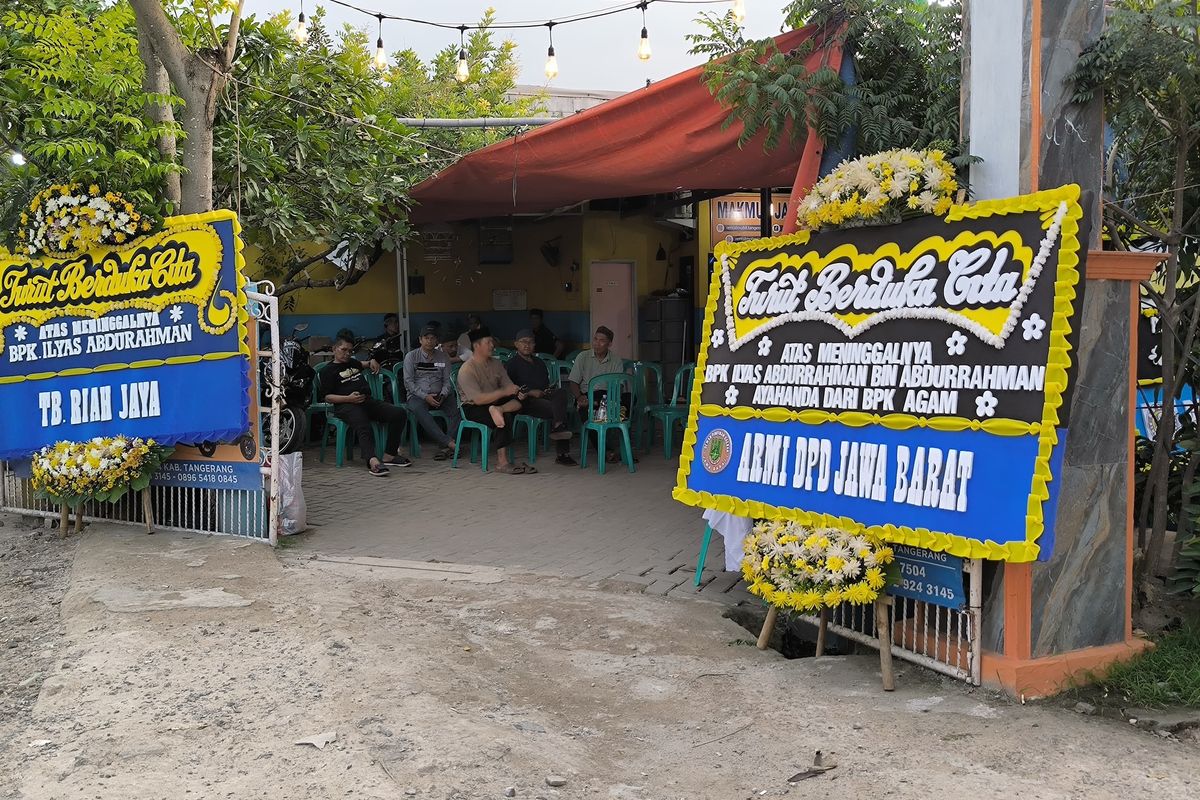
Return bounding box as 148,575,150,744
702,509,754,572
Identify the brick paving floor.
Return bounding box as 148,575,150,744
292,433,754,605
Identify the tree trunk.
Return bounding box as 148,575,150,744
128,0,243,215
134,17,181,209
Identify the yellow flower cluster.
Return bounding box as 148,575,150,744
740,520,895,612
798,149,958,231
18,183,152,257
30,437,164,504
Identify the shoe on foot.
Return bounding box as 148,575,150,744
383,455,412,467
368,463,390,477
555,454,578,466
433,445,455,461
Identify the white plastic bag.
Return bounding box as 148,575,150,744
277,452,307,535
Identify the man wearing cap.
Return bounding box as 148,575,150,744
507,329,575,466
528,308,565,358
568,325,636,463
402,325,460,460
456,328,533,475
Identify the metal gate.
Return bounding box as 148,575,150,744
797,558,983,684
0,286,282,544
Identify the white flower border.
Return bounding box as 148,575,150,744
718,201,1069,352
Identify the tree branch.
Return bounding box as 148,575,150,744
224,1,245,69
283,246,337,282
126,0,192,94
1105,199,1170,242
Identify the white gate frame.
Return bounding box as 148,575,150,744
247,283,281,545
797,558,984,684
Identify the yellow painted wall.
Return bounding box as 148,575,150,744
406,215,585,314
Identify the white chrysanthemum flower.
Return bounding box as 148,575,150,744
916,190,939,213
840,557,862,577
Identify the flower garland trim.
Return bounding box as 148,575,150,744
18,184,155,258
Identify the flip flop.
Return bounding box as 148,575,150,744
519,462,538,474
496,463,526,475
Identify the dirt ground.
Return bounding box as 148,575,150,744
1,515,1198,800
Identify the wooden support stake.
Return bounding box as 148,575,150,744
141,488,155,535
59,504,70,539
875,597,895,691
757,605,779,650
72,506,84,536
815,607,829,656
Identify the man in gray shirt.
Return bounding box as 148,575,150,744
403,326,461,460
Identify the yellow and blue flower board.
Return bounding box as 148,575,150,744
674,185,1087,563
0,210,252,459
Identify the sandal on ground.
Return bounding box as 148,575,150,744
433,445,454,461
368,463,390,477
383,455,412,467
519,462,538,474
495,463,526,475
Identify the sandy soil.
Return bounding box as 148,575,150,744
1,518,1197,800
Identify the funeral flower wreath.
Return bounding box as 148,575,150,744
741,520,897,611
31,437,174,508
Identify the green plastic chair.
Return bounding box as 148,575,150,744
493,346,514,362
536,353,566,388
449,372,495,472
626,361,664,450
647,364,695,458
512,414,549,463
579,373,636,474
307,371,333,444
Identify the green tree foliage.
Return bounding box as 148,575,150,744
0,2,537,295
0,1,184,232
1071,0,1200,590
687,0,964,163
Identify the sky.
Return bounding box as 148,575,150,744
247,1,788,92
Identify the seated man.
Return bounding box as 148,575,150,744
318,334,412,477
506,329,575,466
456,313,484,364
529,308,566,359
456,328,532,475
440,331,461,362
567,325,636,463
402,325,461,460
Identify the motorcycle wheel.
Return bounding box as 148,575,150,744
268,406,307,455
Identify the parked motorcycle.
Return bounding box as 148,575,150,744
261,323,315,454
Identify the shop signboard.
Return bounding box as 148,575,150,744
0,210,252,460
710,192,790,244
675,185,1088,563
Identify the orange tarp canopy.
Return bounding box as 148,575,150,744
408,26,837,224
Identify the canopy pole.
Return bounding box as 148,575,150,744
759,188,772,238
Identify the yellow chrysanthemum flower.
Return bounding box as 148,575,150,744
823,588,844,607
865,567,885,590
844,581,875,605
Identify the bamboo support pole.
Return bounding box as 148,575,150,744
875,597,895,691
72,506,83,536
59,504,69,539
756,605,779,650
815,607,829,656
141,488,155,535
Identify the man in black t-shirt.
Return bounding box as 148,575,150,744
506,329,575,465
317,334,412,476
529,308,565,358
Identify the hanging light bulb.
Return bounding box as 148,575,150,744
9,151,26,167
637,3,651,61
732,0,747,24
373,14,387,71
292,4,308,45
455,25,470,83
544,22,558,80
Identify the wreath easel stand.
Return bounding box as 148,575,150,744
756,598,895,691
56,487,155,537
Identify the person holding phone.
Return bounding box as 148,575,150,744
455,328,532,475
318,334,412,477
